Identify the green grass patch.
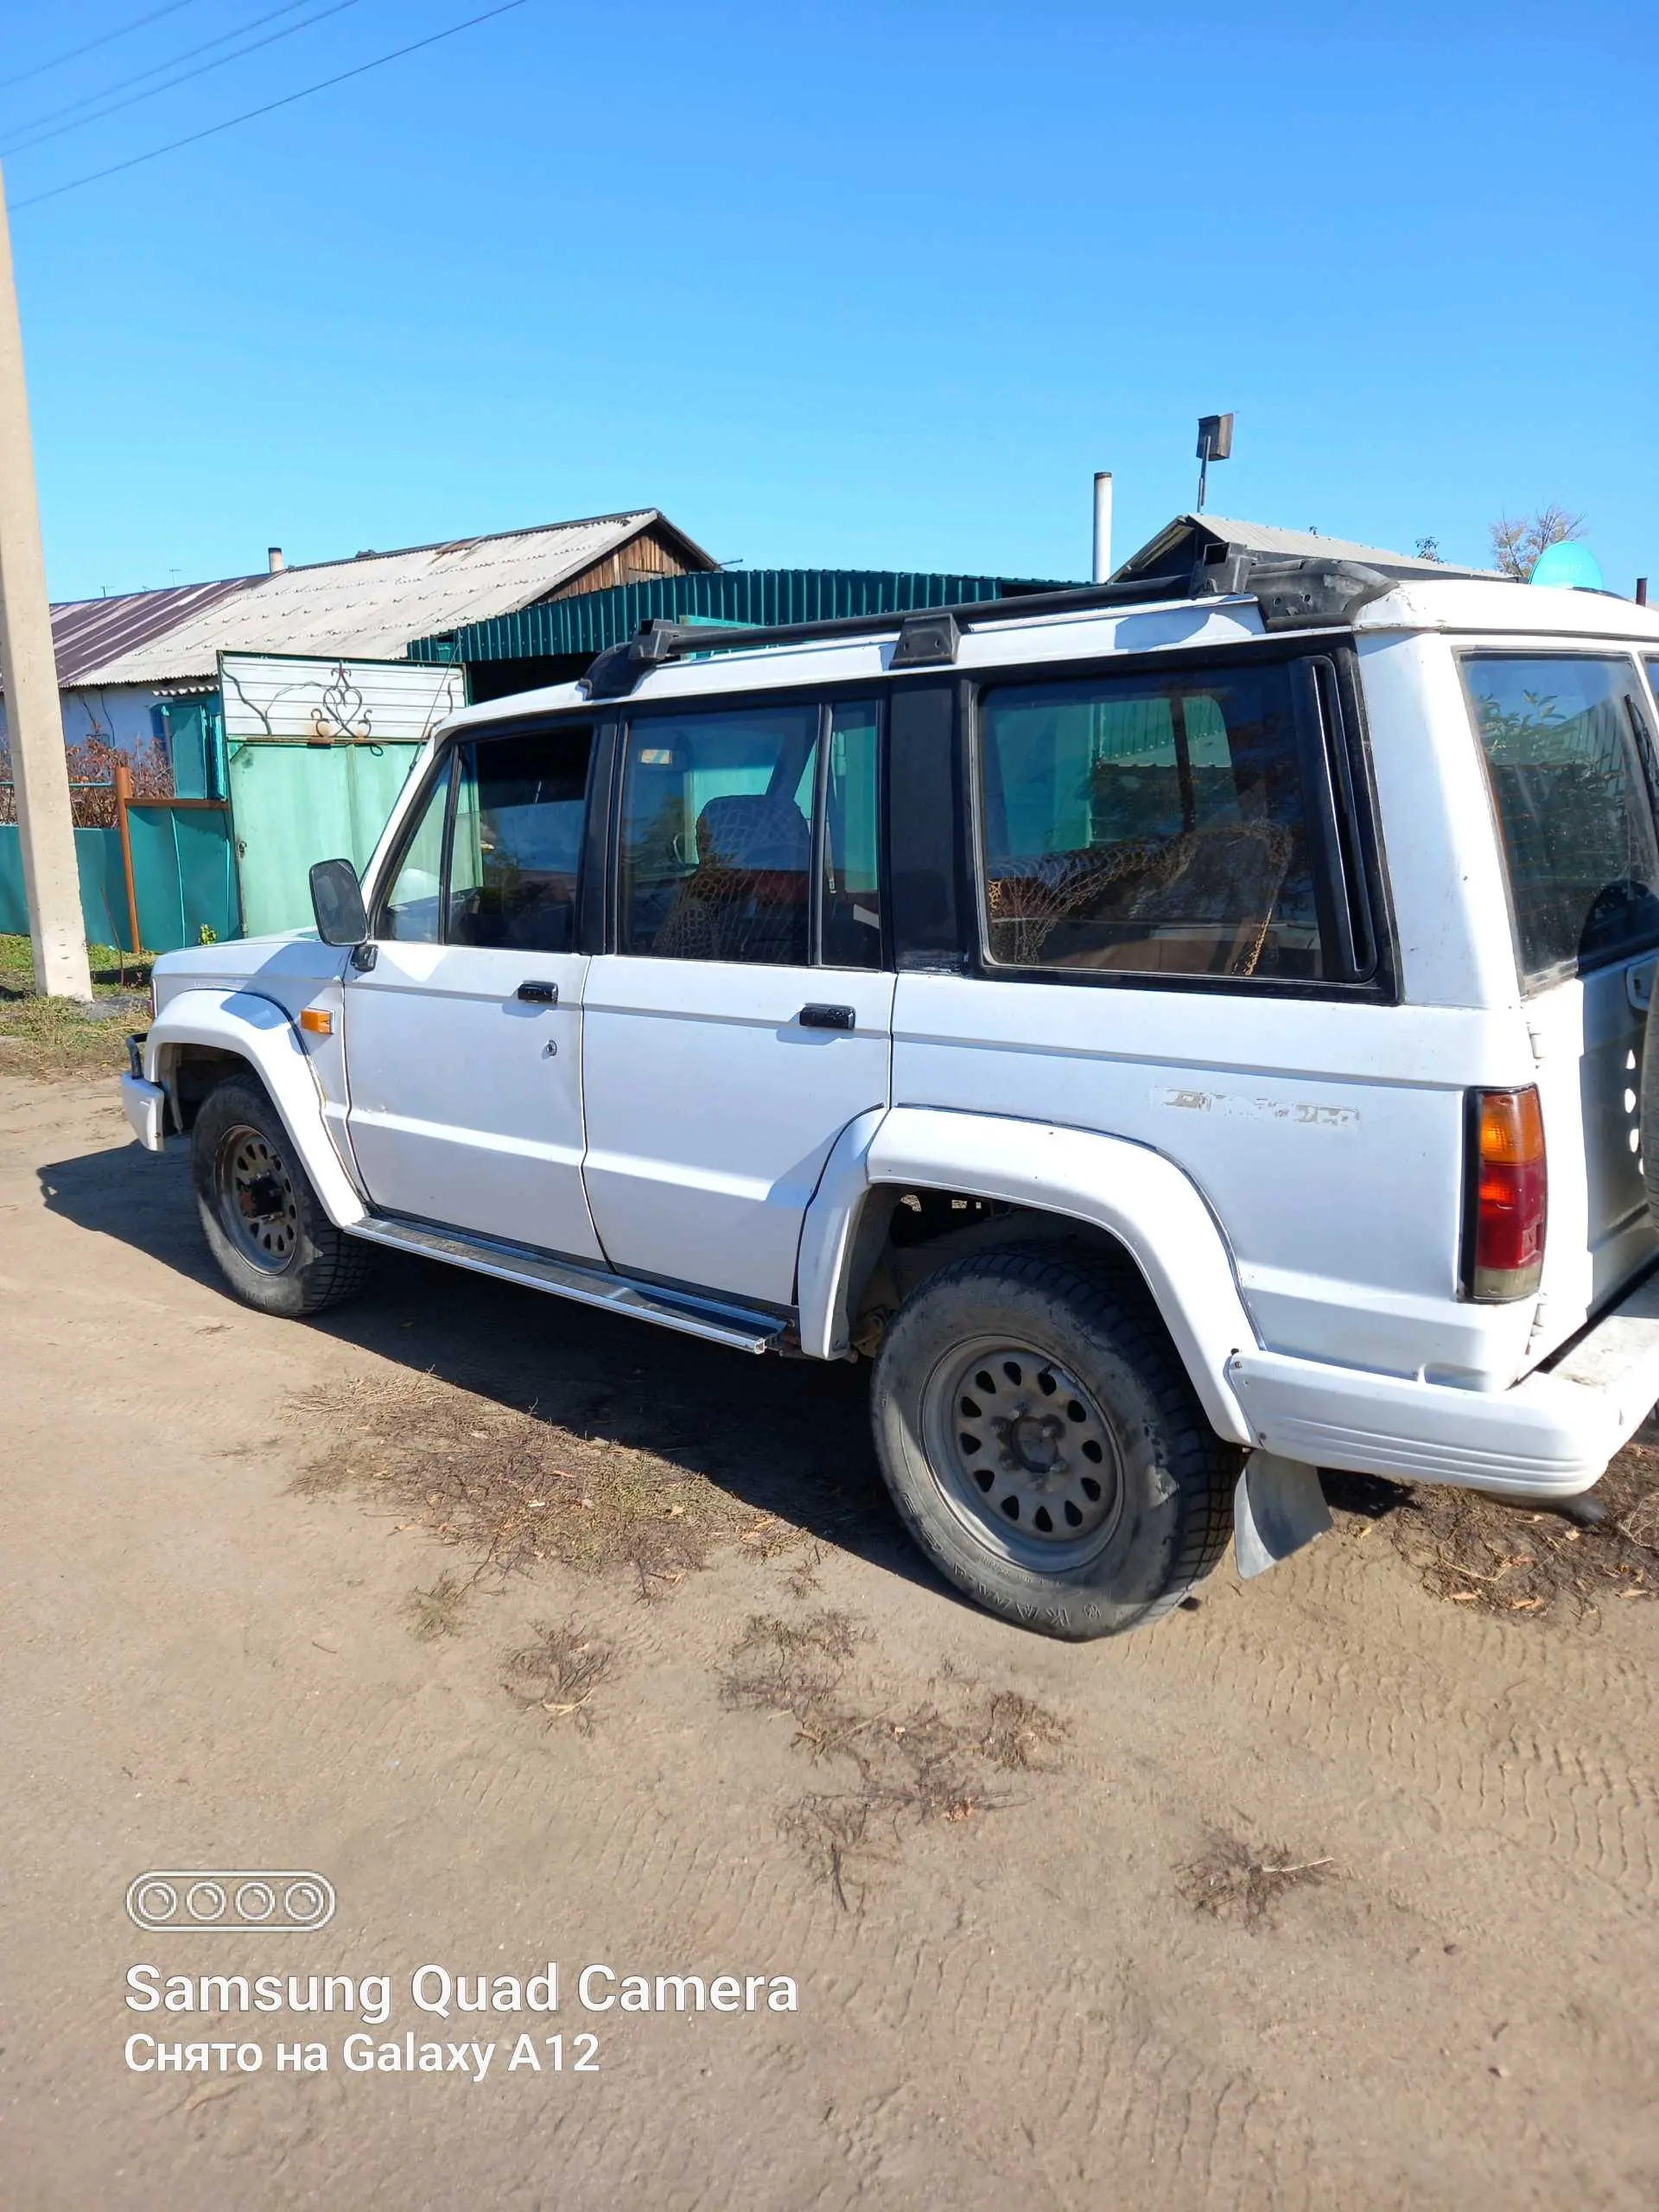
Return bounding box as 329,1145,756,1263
0,932,155,993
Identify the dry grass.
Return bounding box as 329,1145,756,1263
1357,1445,1659,1620
402,1571,471,1643
0,933,155,1079
0,988,147,1081
0,937,152,1083
291,1371,794,1588
1178,1831,1339,1929
722,1611,1069,1909
502,1622,613,1729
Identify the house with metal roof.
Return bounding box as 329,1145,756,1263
0,508,716,783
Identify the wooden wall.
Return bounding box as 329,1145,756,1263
545,519,712,601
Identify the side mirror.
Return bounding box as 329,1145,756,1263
309,858,369,947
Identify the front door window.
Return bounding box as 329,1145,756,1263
447,728,593,950
378,757,451,943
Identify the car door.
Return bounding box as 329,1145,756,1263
1464,649,1659,1322
341,719,605,1262
581,695,894,1306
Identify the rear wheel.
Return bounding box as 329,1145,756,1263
190,1075,371,1318
870,1247,1238,1639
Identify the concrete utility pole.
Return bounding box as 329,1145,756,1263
0,160,90,999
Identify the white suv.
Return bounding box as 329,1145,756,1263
121,537,1659,1638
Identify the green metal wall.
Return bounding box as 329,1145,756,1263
409,567,1077,669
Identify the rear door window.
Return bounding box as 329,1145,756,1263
1462,654,1659,988
975,661,1325,979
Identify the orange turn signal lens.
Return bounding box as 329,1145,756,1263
300,1007,334,1037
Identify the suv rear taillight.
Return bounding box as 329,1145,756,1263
1465,1088,1546,1300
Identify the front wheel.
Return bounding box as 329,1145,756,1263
870,1248,1238,1640
190,1075,371,1318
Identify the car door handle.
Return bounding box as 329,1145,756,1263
516,980,560,1005
798,1002,855,1031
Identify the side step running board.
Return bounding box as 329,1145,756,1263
344,1215,788,1355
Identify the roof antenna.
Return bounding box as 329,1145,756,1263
1195,413,1233,513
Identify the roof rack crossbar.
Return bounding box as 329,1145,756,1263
577,550,1400,699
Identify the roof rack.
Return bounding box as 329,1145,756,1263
577,543,1412,700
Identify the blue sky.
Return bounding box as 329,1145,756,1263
4,0,1655,602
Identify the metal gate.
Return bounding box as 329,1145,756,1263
220,653,461,938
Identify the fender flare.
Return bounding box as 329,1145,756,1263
143,988,366,1229
796,1105,1255,1445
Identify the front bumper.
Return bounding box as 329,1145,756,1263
1230,1272,1659,1499
120,1048,167,1153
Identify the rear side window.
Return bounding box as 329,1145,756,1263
1463,655,1659,988
976,662,1325,979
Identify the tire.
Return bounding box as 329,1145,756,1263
869,1247,1239,1640
190,1074,372,1319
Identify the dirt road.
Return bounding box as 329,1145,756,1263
2,1071,1656,2209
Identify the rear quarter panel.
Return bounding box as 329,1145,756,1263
892,977,1534,1384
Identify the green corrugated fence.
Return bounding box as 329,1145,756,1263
0,808,240,954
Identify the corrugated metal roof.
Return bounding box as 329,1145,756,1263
1115,513,1498,581
409,567,1079,664
48,577,251,689
47,511,709,690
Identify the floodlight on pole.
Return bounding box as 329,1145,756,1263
1195,412,1234,515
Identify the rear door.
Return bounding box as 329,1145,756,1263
342,720,604,1262
580,696,893,1306
1464,650,1659,1318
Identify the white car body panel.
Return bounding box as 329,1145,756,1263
340,942,601,1262
797,1104,1258,1444
580,957,895,1305
143,985,366,1228
891,974,1537,1386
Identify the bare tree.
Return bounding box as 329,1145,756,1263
1414,537,1443,563
1490,502,1585,582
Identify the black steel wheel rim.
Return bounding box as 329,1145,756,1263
919,1334,1124,1573
214,1124,300,1273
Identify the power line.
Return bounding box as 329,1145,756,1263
0,2,203,95
3,1,320,147
12,0,535,211
4,0,370,157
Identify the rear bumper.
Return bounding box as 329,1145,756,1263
1229,1272,1659,1499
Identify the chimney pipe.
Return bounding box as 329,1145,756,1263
267,546,284,574
1638,577,1649,607
1091,472,1113,584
